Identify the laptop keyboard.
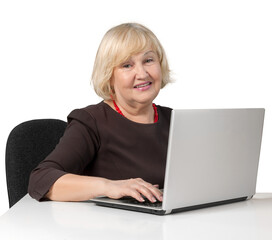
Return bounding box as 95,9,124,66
120,196,162,208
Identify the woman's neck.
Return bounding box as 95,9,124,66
104,99,155,124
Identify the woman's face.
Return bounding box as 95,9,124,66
111,50,162,107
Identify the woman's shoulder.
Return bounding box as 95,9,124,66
157,105,172,112
156,105,172,121
67,101,108,124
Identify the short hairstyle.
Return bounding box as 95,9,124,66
91,23,171,100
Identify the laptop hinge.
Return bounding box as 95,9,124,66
247,195,254,200
164,209,172,215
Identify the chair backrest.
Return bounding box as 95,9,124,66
5,119,67,207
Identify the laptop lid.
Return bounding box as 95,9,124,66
163,108,265,212
90,108,265,215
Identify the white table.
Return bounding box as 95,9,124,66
1,193,272,240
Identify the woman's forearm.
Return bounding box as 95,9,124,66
46,174,163,203
46,174,108,201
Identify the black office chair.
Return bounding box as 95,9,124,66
5,119,67,207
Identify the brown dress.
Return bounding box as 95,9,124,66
28,101,172,201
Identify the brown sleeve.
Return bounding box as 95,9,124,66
28,109,100,201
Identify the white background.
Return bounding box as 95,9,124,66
0,0,271,216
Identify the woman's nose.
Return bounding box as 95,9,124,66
134,63,149,79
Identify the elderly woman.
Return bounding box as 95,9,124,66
28,23,172,204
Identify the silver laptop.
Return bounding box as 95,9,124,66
90,108,265,215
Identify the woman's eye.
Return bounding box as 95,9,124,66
122,63,132,68
145,58,154,63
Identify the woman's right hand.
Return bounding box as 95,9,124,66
104,178,163,203
45,174,163,203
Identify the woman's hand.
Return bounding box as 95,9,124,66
46,174,162,203
104,178,163,203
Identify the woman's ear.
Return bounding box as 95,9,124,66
110,86,115,95
110,76,115,94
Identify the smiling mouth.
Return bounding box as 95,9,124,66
134,82,152,88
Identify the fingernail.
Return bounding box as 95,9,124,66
140,197,145,202
152,197,157,202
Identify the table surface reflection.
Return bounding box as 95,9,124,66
1,193,272,240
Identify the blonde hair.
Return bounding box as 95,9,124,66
91,23,171,100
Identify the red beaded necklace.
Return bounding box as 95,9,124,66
112,100,158,123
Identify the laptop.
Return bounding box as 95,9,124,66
90,108,265,215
